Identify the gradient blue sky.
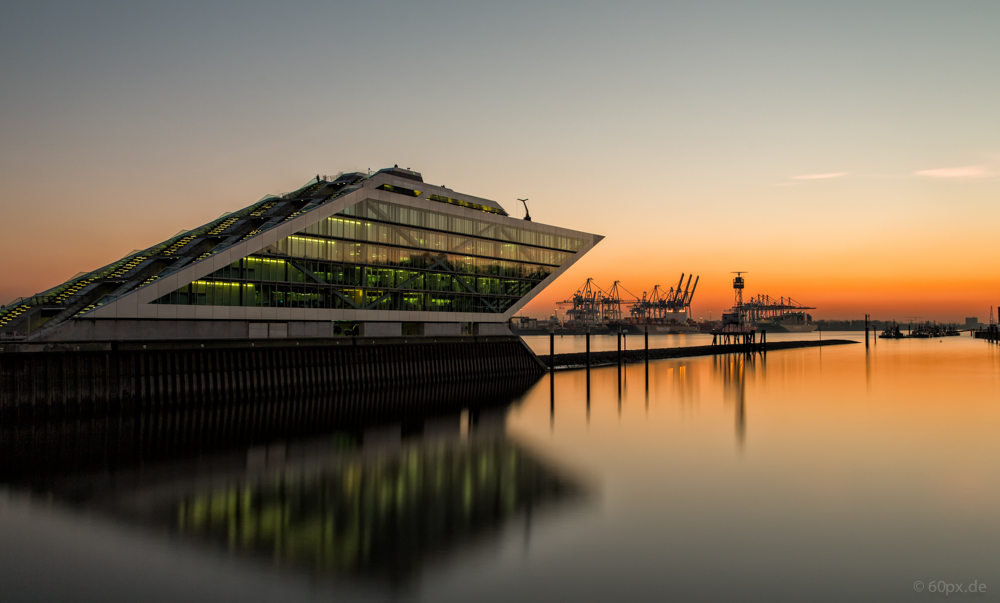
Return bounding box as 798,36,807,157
1,0,998,320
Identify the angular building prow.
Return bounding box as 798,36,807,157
0,168,602,342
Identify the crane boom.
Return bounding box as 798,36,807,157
687,275,699,305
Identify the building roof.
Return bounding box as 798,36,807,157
2,172,365,338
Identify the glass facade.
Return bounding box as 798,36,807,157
153,199,586,314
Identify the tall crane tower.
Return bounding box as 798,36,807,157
732,272,747,308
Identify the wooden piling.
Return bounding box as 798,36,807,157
549,329,555,372
617,327,623,392
644,327,649,366
617,328,622,368
644,326,649,389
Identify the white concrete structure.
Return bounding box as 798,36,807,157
7,167,601,342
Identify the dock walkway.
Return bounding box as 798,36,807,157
547,339,857,371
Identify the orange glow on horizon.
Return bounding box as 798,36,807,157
522,251,1000,324
1,168,997,325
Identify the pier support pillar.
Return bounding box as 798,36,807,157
865,314,870,349
644,327,649,366
617,327,622,394
549,329,555,372
549,327,555,425
644,326,649,389
617,328,622,368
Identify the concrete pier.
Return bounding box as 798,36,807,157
548,339,857,370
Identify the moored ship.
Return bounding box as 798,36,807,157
510,315,611,335
614,313,699,334
754,311,817,333
879,324,905,339
629,321,699,334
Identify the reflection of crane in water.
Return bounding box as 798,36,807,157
714,352,755,447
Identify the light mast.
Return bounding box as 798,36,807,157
731,271,747,310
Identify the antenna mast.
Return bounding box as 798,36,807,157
517,198,531,221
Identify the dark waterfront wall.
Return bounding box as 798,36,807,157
0,336,544,417
0,376,541,486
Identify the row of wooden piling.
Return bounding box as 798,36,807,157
546,327,768,372
976,324,1000,342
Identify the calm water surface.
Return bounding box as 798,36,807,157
1,333,997,602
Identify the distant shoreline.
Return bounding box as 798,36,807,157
545,339,858,371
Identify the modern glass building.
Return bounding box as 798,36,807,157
1,167,601,341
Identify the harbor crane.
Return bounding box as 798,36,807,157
559,278,604,326
631,274,700,320
559,275,697,326
725,272,815,325
603,281,639,322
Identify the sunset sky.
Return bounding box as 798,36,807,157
1,0,998,322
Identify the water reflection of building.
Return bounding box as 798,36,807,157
165,434,577,582
0,380,584,587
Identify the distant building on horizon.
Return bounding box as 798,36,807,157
966,317,980,328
